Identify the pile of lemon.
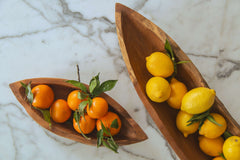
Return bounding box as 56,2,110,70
145,51,240,160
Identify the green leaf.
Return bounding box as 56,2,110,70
89,73,100,94
87,98,92,110
20,82,33,103
77,91,88,100
98,120,119,153
219,153,226,160
198,118,206,131
93,80,117,97
102,141,118,153
100,80,118,92
79,100,88,120
187,110,210,127
187,110,210,123
73,110,80,123
97,129,103,147
39,109,51,128
207,115,222,126
107,138,118,151
177,60,191,64
79,100,88,111
164,39,174,60
223,131,233,139
100,120,110,136
73,110,90,140
20,82,27,88
110,119,119,129
66,80,87,93
109,134,118,150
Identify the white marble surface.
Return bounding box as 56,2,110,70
1,0,240,160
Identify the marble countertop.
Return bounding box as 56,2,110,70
1,0,240,160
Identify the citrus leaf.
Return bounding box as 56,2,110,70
87,98,92,110
99,120,119,153
66,80,87,93
207,115,222,126
39,109,51,128
110,119,119,129
92,80,117,97
77,91,88,100
20,82,27,88
100,120,110,136
109,134,118,150
74,110,90,140
73,111,79,122
99,80,118,92
20,82,33,103
79,100,88,111
198,118,206,131
102,141,118,153
177,60,191,64
89,73,100,94
107,138,118,151
164,39,174,59
79,100,89,120
97,129,103,147
223,131,233,139
187,110,210,123
219,153,226,160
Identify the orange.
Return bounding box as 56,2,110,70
87,97,108,119
167,78,188,109
199,113,227,139
31,84,54,109
96,112,121,136
73,115,95,134
50,99,72,123
198,136,224,157
67,90,87,111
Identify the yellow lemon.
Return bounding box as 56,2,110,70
176,110,199,138
146,77,171,103
223,136,240,160
199,113,227,139
198,136,224,157
167,78,188,109
146,52,174,78
212,157,225,160
181,87,216,114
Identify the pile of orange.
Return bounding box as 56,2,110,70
30,84,121,137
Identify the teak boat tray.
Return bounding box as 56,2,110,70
10,78,148,146
115,3,240,160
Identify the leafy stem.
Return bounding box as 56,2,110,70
223,131,233,139
97,119,119,153
73,111,90,140
164,39,190,77
187,110,222,130
67,71,118,143
66,73,117,99
20,82,52,128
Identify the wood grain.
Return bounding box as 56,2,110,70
9,78,148,146
115,3,240,160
